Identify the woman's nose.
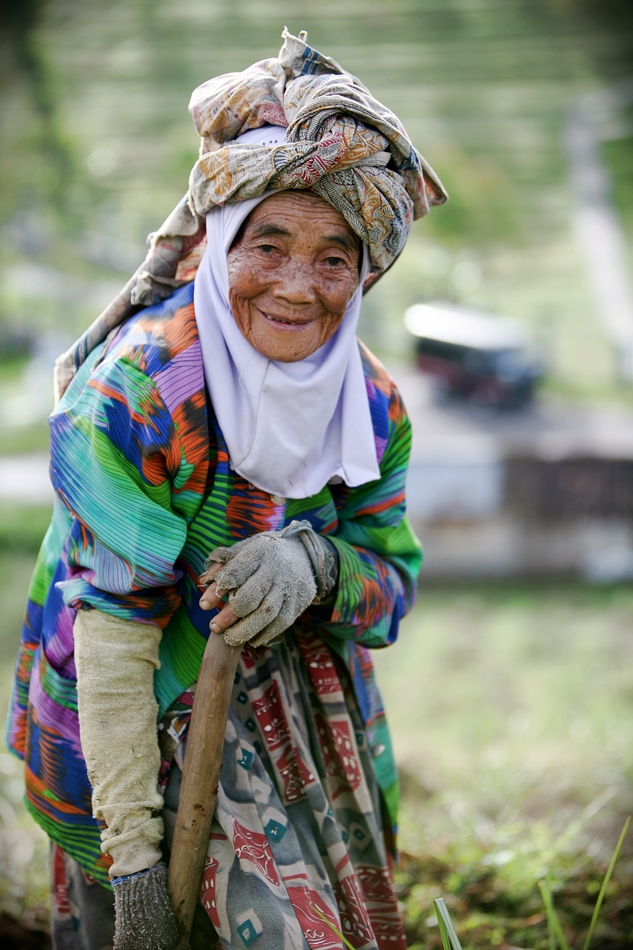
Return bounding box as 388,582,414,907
271,261,317,305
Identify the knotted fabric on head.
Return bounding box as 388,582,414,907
188,27,446,272
53,28,447,400
194,124,380,500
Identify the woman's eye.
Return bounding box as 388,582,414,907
258,244,276,254
325,256,346,267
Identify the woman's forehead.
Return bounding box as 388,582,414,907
243,192,359,247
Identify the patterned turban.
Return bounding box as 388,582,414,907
54,28,447,399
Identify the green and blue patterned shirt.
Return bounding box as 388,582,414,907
7,283,422,882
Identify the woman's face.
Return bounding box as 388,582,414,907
227,191,362,362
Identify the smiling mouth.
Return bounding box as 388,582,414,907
258,308,313,329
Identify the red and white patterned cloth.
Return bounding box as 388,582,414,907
161,629,406,950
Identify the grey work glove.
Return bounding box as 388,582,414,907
201,521,337,648
112,864,185,950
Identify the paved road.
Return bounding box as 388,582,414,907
4,379,633,521
398,372,633,462
398,369,633,521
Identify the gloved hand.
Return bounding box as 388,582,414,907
112,864,185,950
199,521,337,648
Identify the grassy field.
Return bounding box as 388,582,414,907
376,581,633,948
0,526,631,946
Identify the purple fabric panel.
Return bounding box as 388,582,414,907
29,657,83,756
374,433,388,465
153,340,205,415
42,575,78,681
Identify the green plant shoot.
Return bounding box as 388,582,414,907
539,877,571,950
311,905,356,950
583,816,630,950
434,897,464,950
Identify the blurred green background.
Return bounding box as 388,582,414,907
1,0,633,405
1,1,632,946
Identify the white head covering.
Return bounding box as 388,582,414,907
193,125,380,500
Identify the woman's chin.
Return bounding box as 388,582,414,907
255,339,316,361
250,327,321,362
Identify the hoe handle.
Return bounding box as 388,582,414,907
168,633,241,939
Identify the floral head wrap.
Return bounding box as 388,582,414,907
54,28,447,399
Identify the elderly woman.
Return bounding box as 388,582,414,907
7,29,445,950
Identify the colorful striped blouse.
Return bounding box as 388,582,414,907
6,282,422,884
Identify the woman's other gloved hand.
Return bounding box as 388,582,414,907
112,864,186,950
198,521,337,648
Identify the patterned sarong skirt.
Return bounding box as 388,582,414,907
52,628,406,950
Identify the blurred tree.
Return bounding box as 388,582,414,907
1,0,49,99
0,0,75,220
420,149,518,248
553,0,633,70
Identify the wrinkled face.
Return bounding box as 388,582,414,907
227,191,362,362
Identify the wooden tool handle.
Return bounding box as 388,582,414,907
168,633,241,939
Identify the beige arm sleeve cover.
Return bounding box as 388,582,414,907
74,609,165,878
